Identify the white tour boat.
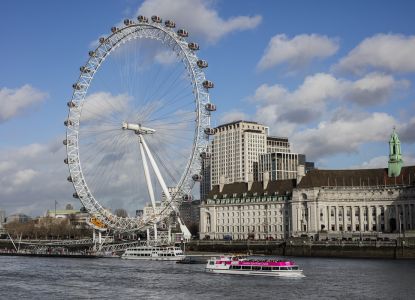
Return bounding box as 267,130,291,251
206,256,305,277
121,246,185,261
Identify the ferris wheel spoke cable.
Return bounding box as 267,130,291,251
146,142,179,186
148,108,196,123
144,105,195,123
85,133,134,200
81,131,130,177
152,147,191,185
80,130,126,157
149,118,195,128
137,68,190,121
81,131,129,186
142,62,187,109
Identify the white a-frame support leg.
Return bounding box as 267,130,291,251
139,137,156,209
139,135,157,241
140,135,191,240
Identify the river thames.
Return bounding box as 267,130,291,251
1,256,414,299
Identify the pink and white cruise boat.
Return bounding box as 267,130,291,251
206,256,304,277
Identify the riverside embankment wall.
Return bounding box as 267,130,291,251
187,240,415,259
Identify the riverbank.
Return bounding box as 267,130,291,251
186,239,415,259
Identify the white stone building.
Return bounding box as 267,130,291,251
200,175,295,240
201,168,415,240
200,166,415,240
266,136,290,153
291,166,415,238
258,152,305,182
211,120,268,185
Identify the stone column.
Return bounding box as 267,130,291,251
402,204,406,232
359,205,364,232
351,206,355,232
409,204,413,230
292,204,298,235
314,203,319,233
367,205,373,232
327,206,331,231
375,206,379,232
334,206,338,232
395,205,399,232
384,205,389,232
342,206,346,232
308,206,311,233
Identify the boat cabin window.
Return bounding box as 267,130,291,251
252,266,261,271
242,266,251,270
261,267,271,271
209,261,214,265
231,266,241,270
292,266,299,270
280,267,288,270
272,267,280,271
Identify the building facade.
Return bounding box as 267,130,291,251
266,136,290,153
258,152,305,182
6,213,31,224
211,120,268,186
291,166,415,238
201,127,414,240
200,166,415,240
200,179,295,240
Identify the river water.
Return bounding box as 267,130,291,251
0,255,414,299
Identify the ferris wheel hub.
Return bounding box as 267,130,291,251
122,121,156,135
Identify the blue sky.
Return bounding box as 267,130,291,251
1,0,415,216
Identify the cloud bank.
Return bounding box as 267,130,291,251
137,0,262,43
0,85,48,123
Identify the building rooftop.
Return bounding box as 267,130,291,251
208,179,296,199
297,166,415,188
267,136,289,142
215,120,259,129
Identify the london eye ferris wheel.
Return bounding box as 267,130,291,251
64,15,216,234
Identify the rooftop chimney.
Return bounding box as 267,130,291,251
219,176,225,193
263,172,270,190
248,173,254,191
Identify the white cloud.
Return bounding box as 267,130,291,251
0,85,48,123
252,73,344,132
219,110,249,124
257,34,339,71
137,0,262,43
345,73,410,106
0,141,74,215
335,34,415,74
12,169,38,186
351,154,415,169
291,112,395,159
252,72,408,135
399,117,415,143
154,50,177,65
351,156,388,169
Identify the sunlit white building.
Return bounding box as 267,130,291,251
211,121,268,185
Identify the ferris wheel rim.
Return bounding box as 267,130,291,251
64,17,213,231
